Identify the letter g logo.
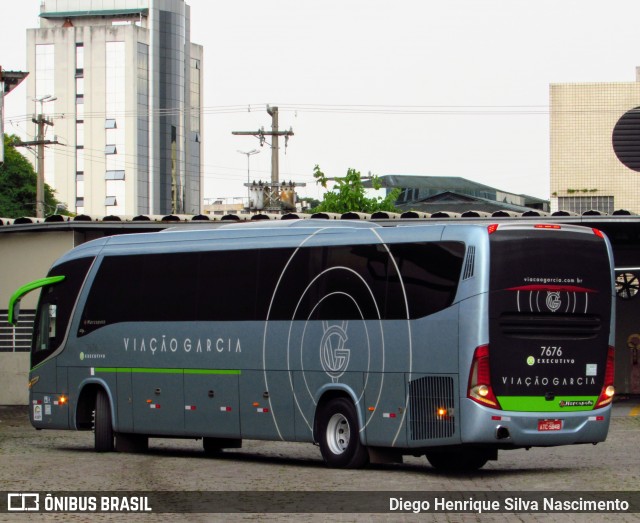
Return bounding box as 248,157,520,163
320,321,350,382
546,291,561,312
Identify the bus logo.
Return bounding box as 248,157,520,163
320,321,350,382
7,493,40,511
508,284,597,314
546,292,562,312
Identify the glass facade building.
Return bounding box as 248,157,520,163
26,0,203,216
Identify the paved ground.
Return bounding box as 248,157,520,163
610,395,640,417
0,399,638,522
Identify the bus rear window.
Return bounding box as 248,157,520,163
488,228,612,400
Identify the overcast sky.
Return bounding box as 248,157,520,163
3,0,640,203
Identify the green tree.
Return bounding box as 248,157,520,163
0,134,62,218
309,165,400,214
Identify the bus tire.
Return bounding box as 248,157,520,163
425,449,489,471
318,398,369,469
94,389,114,452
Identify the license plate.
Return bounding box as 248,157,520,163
538,419,562,431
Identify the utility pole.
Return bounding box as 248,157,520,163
15,112,58,218
231,105,305,211
231,105,305,212
267,105,281,185
232,105,293,184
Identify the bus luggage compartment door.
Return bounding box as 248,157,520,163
184,372,240,438
131,371,185,436
239,370,295,440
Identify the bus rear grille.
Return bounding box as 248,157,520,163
408,376,455,440
499,313,601,339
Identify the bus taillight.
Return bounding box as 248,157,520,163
467,345,501,409
595,346,615,409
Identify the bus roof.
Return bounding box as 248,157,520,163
49,220,604,268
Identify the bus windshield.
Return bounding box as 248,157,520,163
31,257,94,368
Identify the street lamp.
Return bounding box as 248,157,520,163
32,94,57,118
237,149,260,210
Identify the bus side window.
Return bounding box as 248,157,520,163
47,304,57,340
36,294,57,353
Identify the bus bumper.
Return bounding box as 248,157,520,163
460,398,612,447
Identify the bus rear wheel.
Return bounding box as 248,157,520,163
425,449,490,471
94,389,114,452
318,398,369,469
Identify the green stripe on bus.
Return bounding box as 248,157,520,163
497,396,600,412
94,368,241,375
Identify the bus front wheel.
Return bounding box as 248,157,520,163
318,398,369,469
94,389,114,452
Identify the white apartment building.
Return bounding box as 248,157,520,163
26,0,203,216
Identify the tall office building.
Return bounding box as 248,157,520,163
26,0,203,216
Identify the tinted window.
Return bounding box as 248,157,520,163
79,253,196,334
388,242,466,318
266,243,464,321
79,241,465,335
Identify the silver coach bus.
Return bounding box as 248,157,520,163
9,220,616,471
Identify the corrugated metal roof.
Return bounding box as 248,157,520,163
367,174,548,205
395,191,540,214
376,175,497,192
40,8,147,18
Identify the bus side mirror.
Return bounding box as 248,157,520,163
9,299,20,326
8,275,66,326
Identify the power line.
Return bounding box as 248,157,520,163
7,101,637,123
